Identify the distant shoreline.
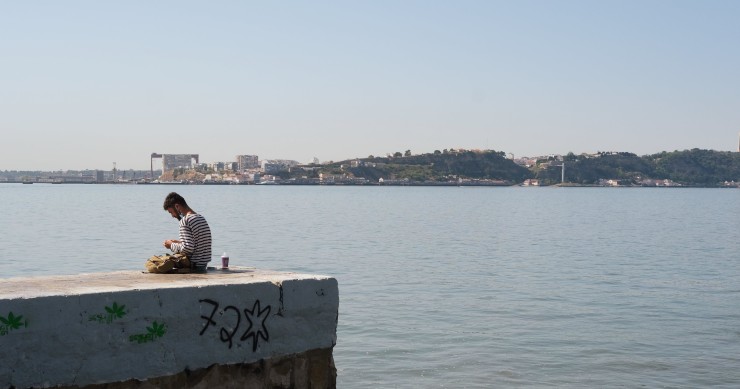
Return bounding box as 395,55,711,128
2,181,736,188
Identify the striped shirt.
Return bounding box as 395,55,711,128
170,213,212,266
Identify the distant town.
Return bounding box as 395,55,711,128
1,148,739,188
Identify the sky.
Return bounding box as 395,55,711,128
2,0,739,171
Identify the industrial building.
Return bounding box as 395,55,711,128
237,155,259,171
150,153,199,176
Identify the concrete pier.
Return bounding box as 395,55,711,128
0,268,338,388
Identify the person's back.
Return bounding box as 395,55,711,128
172,212,212,267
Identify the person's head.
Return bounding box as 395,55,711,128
163,192,189,220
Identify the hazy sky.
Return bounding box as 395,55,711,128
2,1,739,171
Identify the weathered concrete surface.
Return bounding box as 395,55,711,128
0,268,338,388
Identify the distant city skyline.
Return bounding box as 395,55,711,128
2,1,739,171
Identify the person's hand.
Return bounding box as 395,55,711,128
163,239,173,249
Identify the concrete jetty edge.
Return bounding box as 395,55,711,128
0,268,338,388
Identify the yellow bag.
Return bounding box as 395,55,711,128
145,253,191,274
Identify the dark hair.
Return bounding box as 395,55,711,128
163,192,188,210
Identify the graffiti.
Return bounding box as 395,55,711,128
241,300,271,351
88,302,128,324
129,321,167,344
84,302,162,344
199,299,271,352
0,311,29,336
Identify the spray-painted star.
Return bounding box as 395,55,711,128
241,300,271,352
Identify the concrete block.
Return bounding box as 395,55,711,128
0,268,338,388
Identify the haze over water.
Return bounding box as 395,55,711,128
2,184,739,387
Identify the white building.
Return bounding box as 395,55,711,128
262,159,299,173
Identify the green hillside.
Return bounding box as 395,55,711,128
535,149,740,186
332,149,532,183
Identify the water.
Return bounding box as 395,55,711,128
2,184,739,387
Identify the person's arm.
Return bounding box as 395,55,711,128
163,239,181,249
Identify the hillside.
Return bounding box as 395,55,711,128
534,149,740,186
288,149,739,186
313,149,533,183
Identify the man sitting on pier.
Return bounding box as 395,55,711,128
162,192,212,273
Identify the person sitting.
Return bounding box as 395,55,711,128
162,192,212,273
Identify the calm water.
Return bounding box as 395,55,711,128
2,184,739,387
